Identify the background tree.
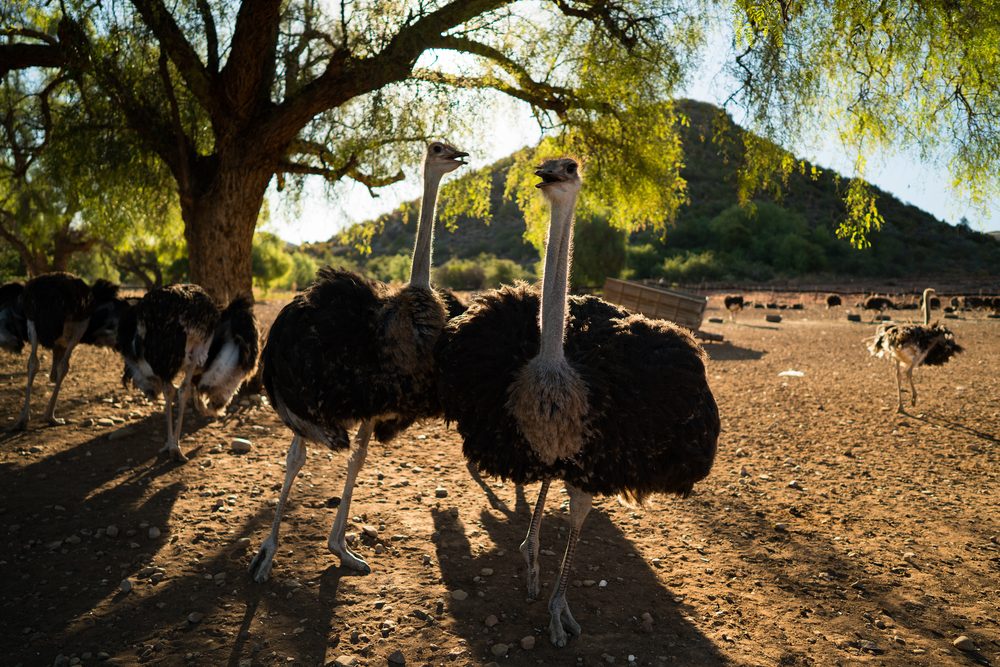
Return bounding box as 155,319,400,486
1,1,701,303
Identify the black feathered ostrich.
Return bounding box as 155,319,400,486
0,281,27,353
866,288,963,413
723,294,743,322
248,141,467,582
12,273,128,430
192,296,260,415
863,294,894,322
435,157,720,647
119,284,231,462
826,293,842,309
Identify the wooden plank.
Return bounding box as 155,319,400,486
602,278,707,330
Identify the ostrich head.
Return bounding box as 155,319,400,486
424,141,468,178
534,156,583,203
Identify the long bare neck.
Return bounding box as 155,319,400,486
922,292,931,326
538,195,576,363
409,170,445,288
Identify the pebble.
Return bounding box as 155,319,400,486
188,612,204,623
521,636,535,649
388,650,405,664
491,643,508,657
96,418,115,426
65,535,81,545
108,428,131,441
583,580,597,587
148,527,160,539
333,657,359,667
481,568,493,576
451,590,468,601
374,544,384,554
953,636,975,651
363,525,378,538
434,487,448,498
120,579,132,593
485,614,499,627
774,523,788,532
231,438,253,453
235,538,251,549
106,525,119,538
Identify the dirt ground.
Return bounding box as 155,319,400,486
1,290,999,667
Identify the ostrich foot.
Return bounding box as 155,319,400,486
329,537,371,574
547,594,582,647
159,440,189,463
248,536,278,583
43,416,65,426
11,417,27,431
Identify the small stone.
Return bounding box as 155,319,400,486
583,580,597,587
451,590,468,601
235,538,251,549
388,649,405,664
485,614,499,627
788,480,803,489
521,636,535,650
953,636,975,651
858,640,881,653
374,544,384,554
491,643,508,657
774,523,788,532
481,568,493,576
333,657,359,667
65,535,81,545
362,525,378,538
106,525,119,537
434,487,448,498
120,579,132,593
188,612,204,623
231,438,252,453
96,418,115,426
148,527,160,539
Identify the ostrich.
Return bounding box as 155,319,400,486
435,157,720,647
723,294,743,322
866,288,963,413
13,273,128,430
863,294,895,322
192,295,260,415
0,281,27,353
248,141,467,582
825,293,842,309
118,284,222,462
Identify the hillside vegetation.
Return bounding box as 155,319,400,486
313,100,999,289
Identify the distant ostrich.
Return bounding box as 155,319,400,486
13,273,128,430
723,294,743,322
825,294,842,309
0,281,27,353
435,157,720,647
118,284,222,462
248,141,467,582
866,288,963,413
863,294,895,322
192,296,260,415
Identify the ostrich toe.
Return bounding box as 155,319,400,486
159,440,189,463
328,537,371,574
547,593,581,647
248,538,277,583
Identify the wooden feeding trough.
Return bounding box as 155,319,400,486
602,278,722,342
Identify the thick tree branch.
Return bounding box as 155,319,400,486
195,0,220,73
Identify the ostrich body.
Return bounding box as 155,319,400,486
863,295,895,321
0,281,27,353
13,273,128,429
192,296,260,415
118,284,222,462
248,141,467,583
825,294,842,309
866,288,963,413
723,294,743,322
435,158,719,647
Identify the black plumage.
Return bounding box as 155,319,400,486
723,294,743,322
438,288,467,320
0,281,27,353
248,141,468,583
118,284,222,461
866,288,963,413
826,293,842,309
13,273,128,429
193,296,260,415
863,295,895,321
435,157,719,647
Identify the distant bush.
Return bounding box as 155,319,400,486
252,232,292,291
435,258,485,290
659,250,725,282
624,243,664,279
276,252,321,291
366,252,411,283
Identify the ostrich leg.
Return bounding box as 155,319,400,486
327,422,374,573
13,323,40,430
249,435,307,583
166,368,198,462
894,362,905,413
547,484,592,647
40,322,87,425
159,384,183,460
520,479,551,600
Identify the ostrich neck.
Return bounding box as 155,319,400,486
538,194,576,363
408,171,445,288
922,293,931,326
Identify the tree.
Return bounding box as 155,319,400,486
1,1,700,303
727,0,1000,246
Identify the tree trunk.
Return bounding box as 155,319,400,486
183,157,273,305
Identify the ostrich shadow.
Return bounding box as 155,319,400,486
428,491,734,665
705,343,766,362
906,411,1000,444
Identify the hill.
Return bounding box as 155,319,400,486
319,100,1000,288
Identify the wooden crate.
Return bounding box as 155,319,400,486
602,278,707,331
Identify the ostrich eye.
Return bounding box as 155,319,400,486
433,145,442,153
566,163,577,174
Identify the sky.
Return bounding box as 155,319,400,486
266,18,1000,246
